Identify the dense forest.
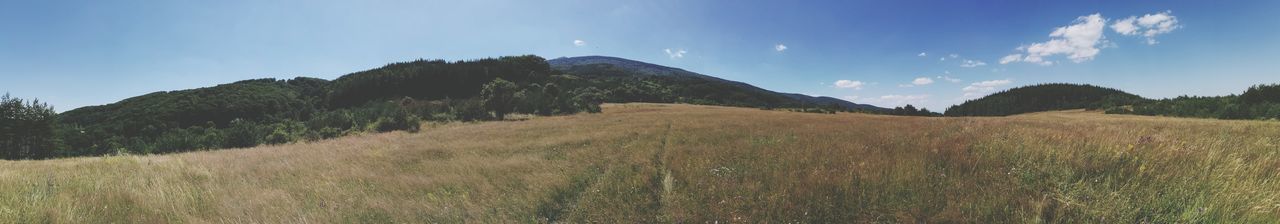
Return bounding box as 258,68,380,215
548,56,887,111
1106,84,1280,120
945,83,1146,116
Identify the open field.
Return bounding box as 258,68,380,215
2,103,1279,223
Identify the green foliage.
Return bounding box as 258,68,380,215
371,109,420,133
13,56,610,159
0,94,58,159
451,98,491,122
264,119,307,145
1109,87,1280,120
946,83,1145,116
1240,83,1280,104
889,104,942,116
223,119,264,148
327,55,553,108
550,62,796,108
481,78,519,120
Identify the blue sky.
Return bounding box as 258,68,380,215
2,0,1278,111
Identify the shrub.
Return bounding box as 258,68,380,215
224,119,263,148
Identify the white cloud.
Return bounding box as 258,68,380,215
573,40,586,47
936,76,962,83
962,79,1013,98
939,57,946,61
949,54,959,58
999,54,1022,64
1111,18,1139,35
912,77,934,85
1112,11,1180,45
918,52,927,57
834,80,865,90
664,48,687,59
864,94,930,107
775,44,788,52
960,60,987,67
1002,14,1107,65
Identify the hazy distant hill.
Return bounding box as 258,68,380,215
945,83,1145,116
549,56,886,111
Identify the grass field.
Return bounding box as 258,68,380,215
2,103,1279,223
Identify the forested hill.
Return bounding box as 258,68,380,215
944,83,1146,116
21,55,884,159
548,56,886,111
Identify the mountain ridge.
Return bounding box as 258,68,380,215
548,55,886,111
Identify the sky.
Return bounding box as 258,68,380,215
2,0,1278,112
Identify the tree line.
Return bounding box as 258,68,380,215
1106,83,1280,120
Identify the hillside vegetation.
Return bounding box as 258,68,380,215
45,55,602,159
1107,83,1280,120
946,83,1145,116
4,55,880,160
549,56,886,112
2,103,1277,223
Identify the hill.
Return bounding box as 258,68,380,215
945,83,1145,116
32,55,881,159
548,56,885,111
3,103,1277,222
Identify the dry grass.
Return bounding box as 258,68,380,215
2,103,1279,223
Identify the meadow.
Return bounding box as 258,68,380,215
1,103,1278,223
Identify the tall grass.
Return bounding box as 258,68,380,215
0,104,1277,222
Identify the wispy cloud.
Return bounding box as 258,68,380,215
918,52,927,57
936,76,962,83
1111,11,1180,45
960,60,987,67
573,39,586,47
962,79,1013,98
775,44,788,52
912,77,934,85
664,48,687,59
834,80,865,90
864,94,930,107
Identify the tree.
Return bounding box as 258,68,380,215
0,94,58,159
481,78,519,120
903,105,919,115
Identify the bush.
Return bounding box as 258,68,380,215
224,119,263,148
264,120,306,145
452,98,490,121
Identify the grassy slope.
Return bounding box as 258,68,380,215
2,104,1279,223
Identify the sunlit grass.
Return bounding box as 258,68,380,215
0,104,1277,222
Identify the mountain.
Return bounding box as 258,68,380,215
548,56,885,111
945,83,1145,116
